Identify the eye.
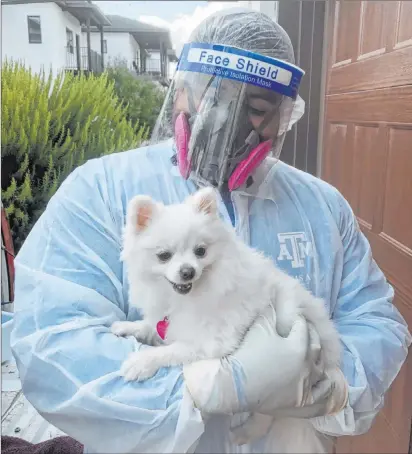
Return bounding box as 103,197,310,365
157,251,173,262
194,246,207,258
248,106,266,117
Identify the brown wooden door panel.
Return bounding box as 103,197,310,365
322,2,412,453
333,1,362,64
336,352,412,454
326,85,412,123
328,47,412,93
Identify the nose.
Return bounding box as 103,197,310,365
179,265,196,281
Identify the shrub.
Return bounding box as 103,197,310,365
106,62,166,133
1,61,148,251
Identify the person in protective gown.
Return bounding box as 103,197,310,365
10,8,411,454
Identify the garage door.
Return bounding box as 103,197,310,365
321,2,412,453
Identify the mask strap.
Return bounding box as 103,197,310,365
199,75,217,107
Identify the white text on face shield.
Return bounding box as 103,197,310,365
199,64,273,89
236,58,278,81
187,48,292,86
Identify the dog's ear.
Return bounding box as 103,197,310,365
188,187,218,216
126,195,160,233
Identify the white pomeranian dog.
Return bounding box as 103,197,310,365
112,187,343,452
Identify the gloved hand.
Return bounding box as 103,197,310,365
226,331,349,447
270,362,348,419
183,305,348,418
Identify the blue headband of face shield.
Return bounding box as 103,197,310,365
172,43,305,190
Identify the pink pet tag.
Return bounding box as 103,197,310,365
156,317,169,340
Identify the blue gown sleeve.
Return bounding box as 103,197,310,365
312,190,411,436
10,161,204,453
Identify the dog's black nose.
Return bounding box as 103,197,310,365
179,265,196,281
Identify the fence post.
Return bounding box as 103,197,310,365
86,18,92,72
99,25,105,71
76,35,81,72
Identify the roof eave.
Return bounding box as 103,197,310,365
59,1,111,26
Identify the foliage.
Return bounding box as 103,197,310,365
1,61,148,251
106,60,166,133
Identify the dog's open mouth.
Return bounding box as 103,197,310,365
173,282,192,295
168,281,192,295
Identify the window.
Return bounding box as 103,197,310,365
27,16,41,43
66,28,74,54
103,40,107,53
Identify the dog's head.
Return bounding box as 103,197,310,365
122,187,230,296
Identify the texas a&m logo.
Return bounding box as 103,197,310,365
277,232,312,269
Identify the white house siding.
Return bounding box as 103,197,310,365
237,1,278,21
2,3,82,75
62,11,83,70
85,31,140,70
129,33,140,69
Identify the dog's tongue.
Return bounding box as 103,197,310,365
156,317,169,340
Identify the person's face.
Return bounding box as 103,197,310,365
173,78,281,140
245,85,282,139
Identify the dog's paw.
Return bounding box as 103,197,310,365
120,351,160,382
111,321,134,337
111,321,155,345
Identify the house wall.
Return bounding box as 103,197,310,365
277,1,326,176
237,1,278,20
62,11,83,70
146,51,161,73
2,3,82,74
85,31,139,69
129,34,140,68
63,11,82,42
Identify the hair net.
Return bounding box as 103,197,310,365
151,8,305,191
189,8,295,63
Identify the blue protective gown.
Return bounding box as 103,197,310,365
11,141,411,453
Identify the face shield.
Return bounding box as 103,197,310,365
152,42,305,191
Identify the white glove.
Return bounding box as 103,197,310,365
183,305,348,417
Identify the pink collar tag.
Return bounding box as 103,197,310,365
156,317,169,340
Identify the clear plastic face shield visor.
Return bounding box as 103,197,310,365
153,43,305,191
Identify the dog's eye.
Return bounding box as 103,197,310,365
157,251,172,262
194,246,207,258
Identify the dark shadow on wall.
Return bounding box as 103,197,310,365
278,1,326,177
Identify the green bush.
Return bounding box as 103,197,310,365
1,61,148,251
106,62,166,133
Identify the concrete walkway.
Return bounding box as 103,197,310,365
2,360,65,443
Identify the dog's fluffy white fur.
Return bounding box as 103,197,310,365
112,187,341,451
